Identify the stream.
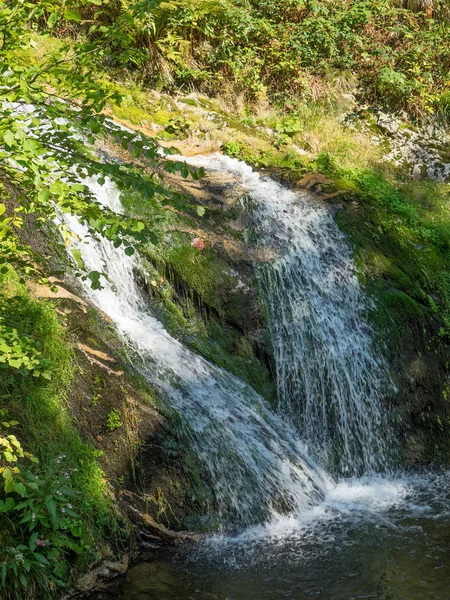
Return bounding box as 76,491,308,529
95,472,450,599
64,155,450,599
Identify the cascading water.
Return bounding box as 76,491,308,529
256,184,391,475
62,153,393,532
62,175,332,531
183,155,393,476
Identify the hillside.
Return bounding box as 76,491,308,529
1,1,450,598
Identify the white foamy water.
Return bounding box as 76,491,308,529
61,156,399,533
62,175,332,530
182,154,393,475
207,476,409,544
198,471,450,560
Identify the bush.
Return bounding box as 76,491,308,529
68,0,450,113
0,270,118,598
0,411,81,599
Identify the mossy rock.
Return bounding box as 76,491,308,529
380,287,425,321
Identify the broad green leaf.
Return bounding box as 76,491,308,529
47,11,59,28
2,468,13,481
59,486,77,497
38,189,50,203
14,482,26,496
3,130,15,147
34,553,49,565
23,139,39,152
64,10,81,22
88,271,101,282
2,497,15,511
131,221,145,232
71,248,85,270
45,497,57,520
5,479,15,493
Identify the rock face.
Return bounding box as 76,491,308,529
347,108,450,181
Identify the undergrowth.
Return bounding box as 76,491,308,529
36,0,450,117
0,269,121,599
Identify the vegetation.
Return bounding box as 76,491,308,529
2,0,450,595
0,0,207,284
105,409,123,431
39,0,450,115
0,270,121,599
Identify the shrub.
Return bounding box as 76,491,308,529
0,412,81,599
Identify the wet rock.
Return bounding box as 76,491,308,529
64,555,129,598
297,173,333,190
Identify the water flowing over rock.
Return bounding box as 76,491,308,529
184,154,394,476
62,156,393,531
62,175,331,531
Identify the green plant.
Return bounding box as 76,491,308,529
0,413,82,599
91,393,102,407
0,271,122,596
67,0,450,113
222,140,243,158
105,409,123,432
164,117,190,136
0,304,52,380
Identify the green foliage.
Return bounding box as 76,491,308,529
65,0,450,113
0,321,51,378
222,140,244,158
0,0,202,284
0,271,119,598
105,409,123,432
0,411,83,599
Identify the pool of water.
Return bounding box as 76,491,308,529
93,473,450,600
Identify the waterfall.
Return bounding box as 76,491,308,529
62,155,392,530
183,155,393,476
256,182,392,475
62,175,332,530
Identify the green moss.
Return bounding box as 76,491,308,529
378,287,425,326
152,109,173,126
112,102,147,126
165,243,233,313
140,257,276,401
